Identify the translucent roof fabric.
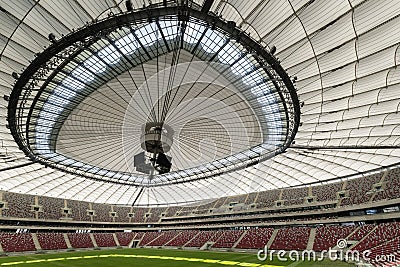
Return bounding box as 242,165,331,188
0,0,399,205
22,19,291,184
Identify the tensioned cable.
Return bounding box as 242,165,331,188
160,22,185,122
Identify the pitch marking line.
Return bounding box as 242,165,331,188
0,254,279,266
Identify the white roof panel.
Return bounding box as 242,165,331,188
0,0,398,205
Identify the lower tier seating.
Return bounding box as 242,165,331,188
116,232,136,246
0,233,36,252
236,228,274,249
36,233,67,250
93,233,117,247
313,225,356,251
270,227,311,251
67,233,94,248
0,221,399,267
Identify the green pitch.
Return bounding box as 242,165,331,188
0,248,355,266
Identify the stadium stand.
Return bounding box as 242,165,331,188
185,230,219,248
374,168,400,202
93,233,117,247
282,187,309,206
245,192,258,205
134,232,145,241
113,206,131,222
0,170,398,224
312,182,343,202
236,228,274,249
257,189,280,208
0,221,399,264
179,206,197,217
212,230,244,248
368,236,400,266
38,196,64,220
146,230,180,246
213,197,228,209
352,222,400,252
36,233,68,250
165,230,199,247
116,232,136,246
192,201,216,215
67,200,90,222
92,203,112,222
2,192,34,218
0,233,36,252
165,206,182,217
341,174,381,206
132,208,148,223
270,227,311,251
146,207,167,223
139,232,164,246
348,224,376,241
67,233,94,248
2,2,400,267
313,225,356,251
226,194,247,206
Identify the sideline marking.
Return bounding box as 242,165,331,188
0,254,279,266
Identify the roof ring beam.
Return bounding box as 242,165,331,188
7,2,300,187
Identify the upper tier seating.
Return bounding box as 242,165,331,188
2,192,34,218
164,206,182,217
257,189,281,208
312,182,342,202
92,203,112,222
192,200,218,215
213,197,228,209
341,174,381,206
0,167,398,224
67,200,90,221
245,192,257,204
38,196,64,220
132,208,148,223
373,168,400,202
113,206,131,222
282,187,309,206
225,194,247,206
146,207,167,223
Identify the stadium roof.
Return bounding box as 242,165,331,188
0,0,399,206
